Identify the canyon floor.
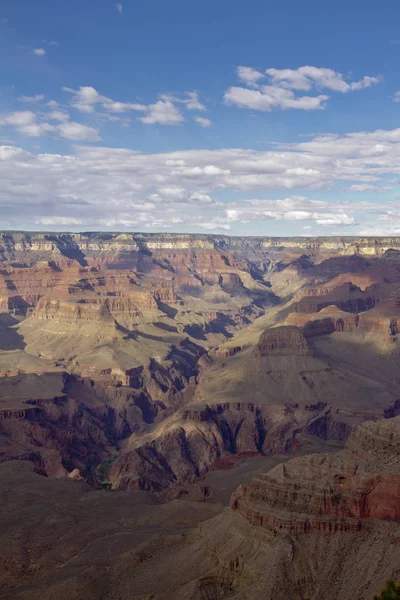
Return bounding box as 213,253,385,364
1,232,400,599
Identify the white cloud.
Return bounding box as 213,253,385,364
0,110,100,141
63,86,147,114
189,192,215,204
349,183,390,192
237,66,265,86
18,122,56,137
48,110,70,123
266,66,381,93
18,94,45,103
314,213,355,226
162,91,206,111
36,217,83,226
115,3,123,12
359,224,400,236
224,85,328,111
0,124,400,231
198,221,231,230
225,202,355,227
226,65,381,112
350,75,382,91
0,112,57,137
33,48,46,56
63,86,204,126
195,117,211,127
57,122,102,141
140,100,184,125
185,91,206,111
0,111,37,126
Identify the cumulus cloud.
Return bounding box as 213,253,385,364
18,94,45,103
57,122,102,141
195,117,211,127
48,110,70,122
225,65,381,112
0,123,399,232
224,86,328,111
32,48,46,56
140,100,184,125
115,3,123,12
0,110,101,141
63,86,194,125
237,66,265,86
18,122,56,137
185,92,206,111
163,91,206,111
0,111,37,127
350,76,382,91
63,86,147,114
225,198,356,227
265,67,380,93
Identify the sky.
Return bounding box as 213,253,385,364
0,0,400,236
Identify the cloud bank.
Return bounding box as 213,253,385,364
0,124,398,232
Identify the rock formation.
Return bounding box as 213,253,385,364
1,231,400,499
231,416,400,533
255,325,312,357
2,416,400,600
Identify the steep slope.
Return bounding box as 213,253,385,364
108,322,400,492
198,416,400,600
1,232,400,492
2,416,400,600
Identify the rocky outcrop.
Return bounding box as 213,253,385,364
0,405,40,420
3,232,400,259
108,400,363,492
293,283,378,314
286,307,359,337
255,326,312,358
29,297,115,324
358,310,400,344
1,231,400,494
231,416,400,534
0,372,152,476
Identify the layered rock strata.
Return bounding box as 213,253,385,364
231,417,400,533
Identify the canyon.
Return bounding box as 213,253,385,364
1,231,400,599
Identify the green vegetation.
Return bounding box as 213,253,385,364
96,456,117,490
374,579,400,600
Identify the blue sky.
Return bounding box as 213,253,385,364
0,0,400,235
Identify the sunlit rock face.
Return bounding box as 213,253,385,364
255,326,312,358
0,230,400,493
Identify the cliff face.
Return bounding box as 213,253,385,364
1,231,400,492
108,395,379,492
255,326,312,358
231,416,400,533
1,231,400,599
2,418,400,600
2,231,400,256
183,415,400,600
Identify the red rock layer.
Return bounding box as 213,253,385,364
231,416,400,533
